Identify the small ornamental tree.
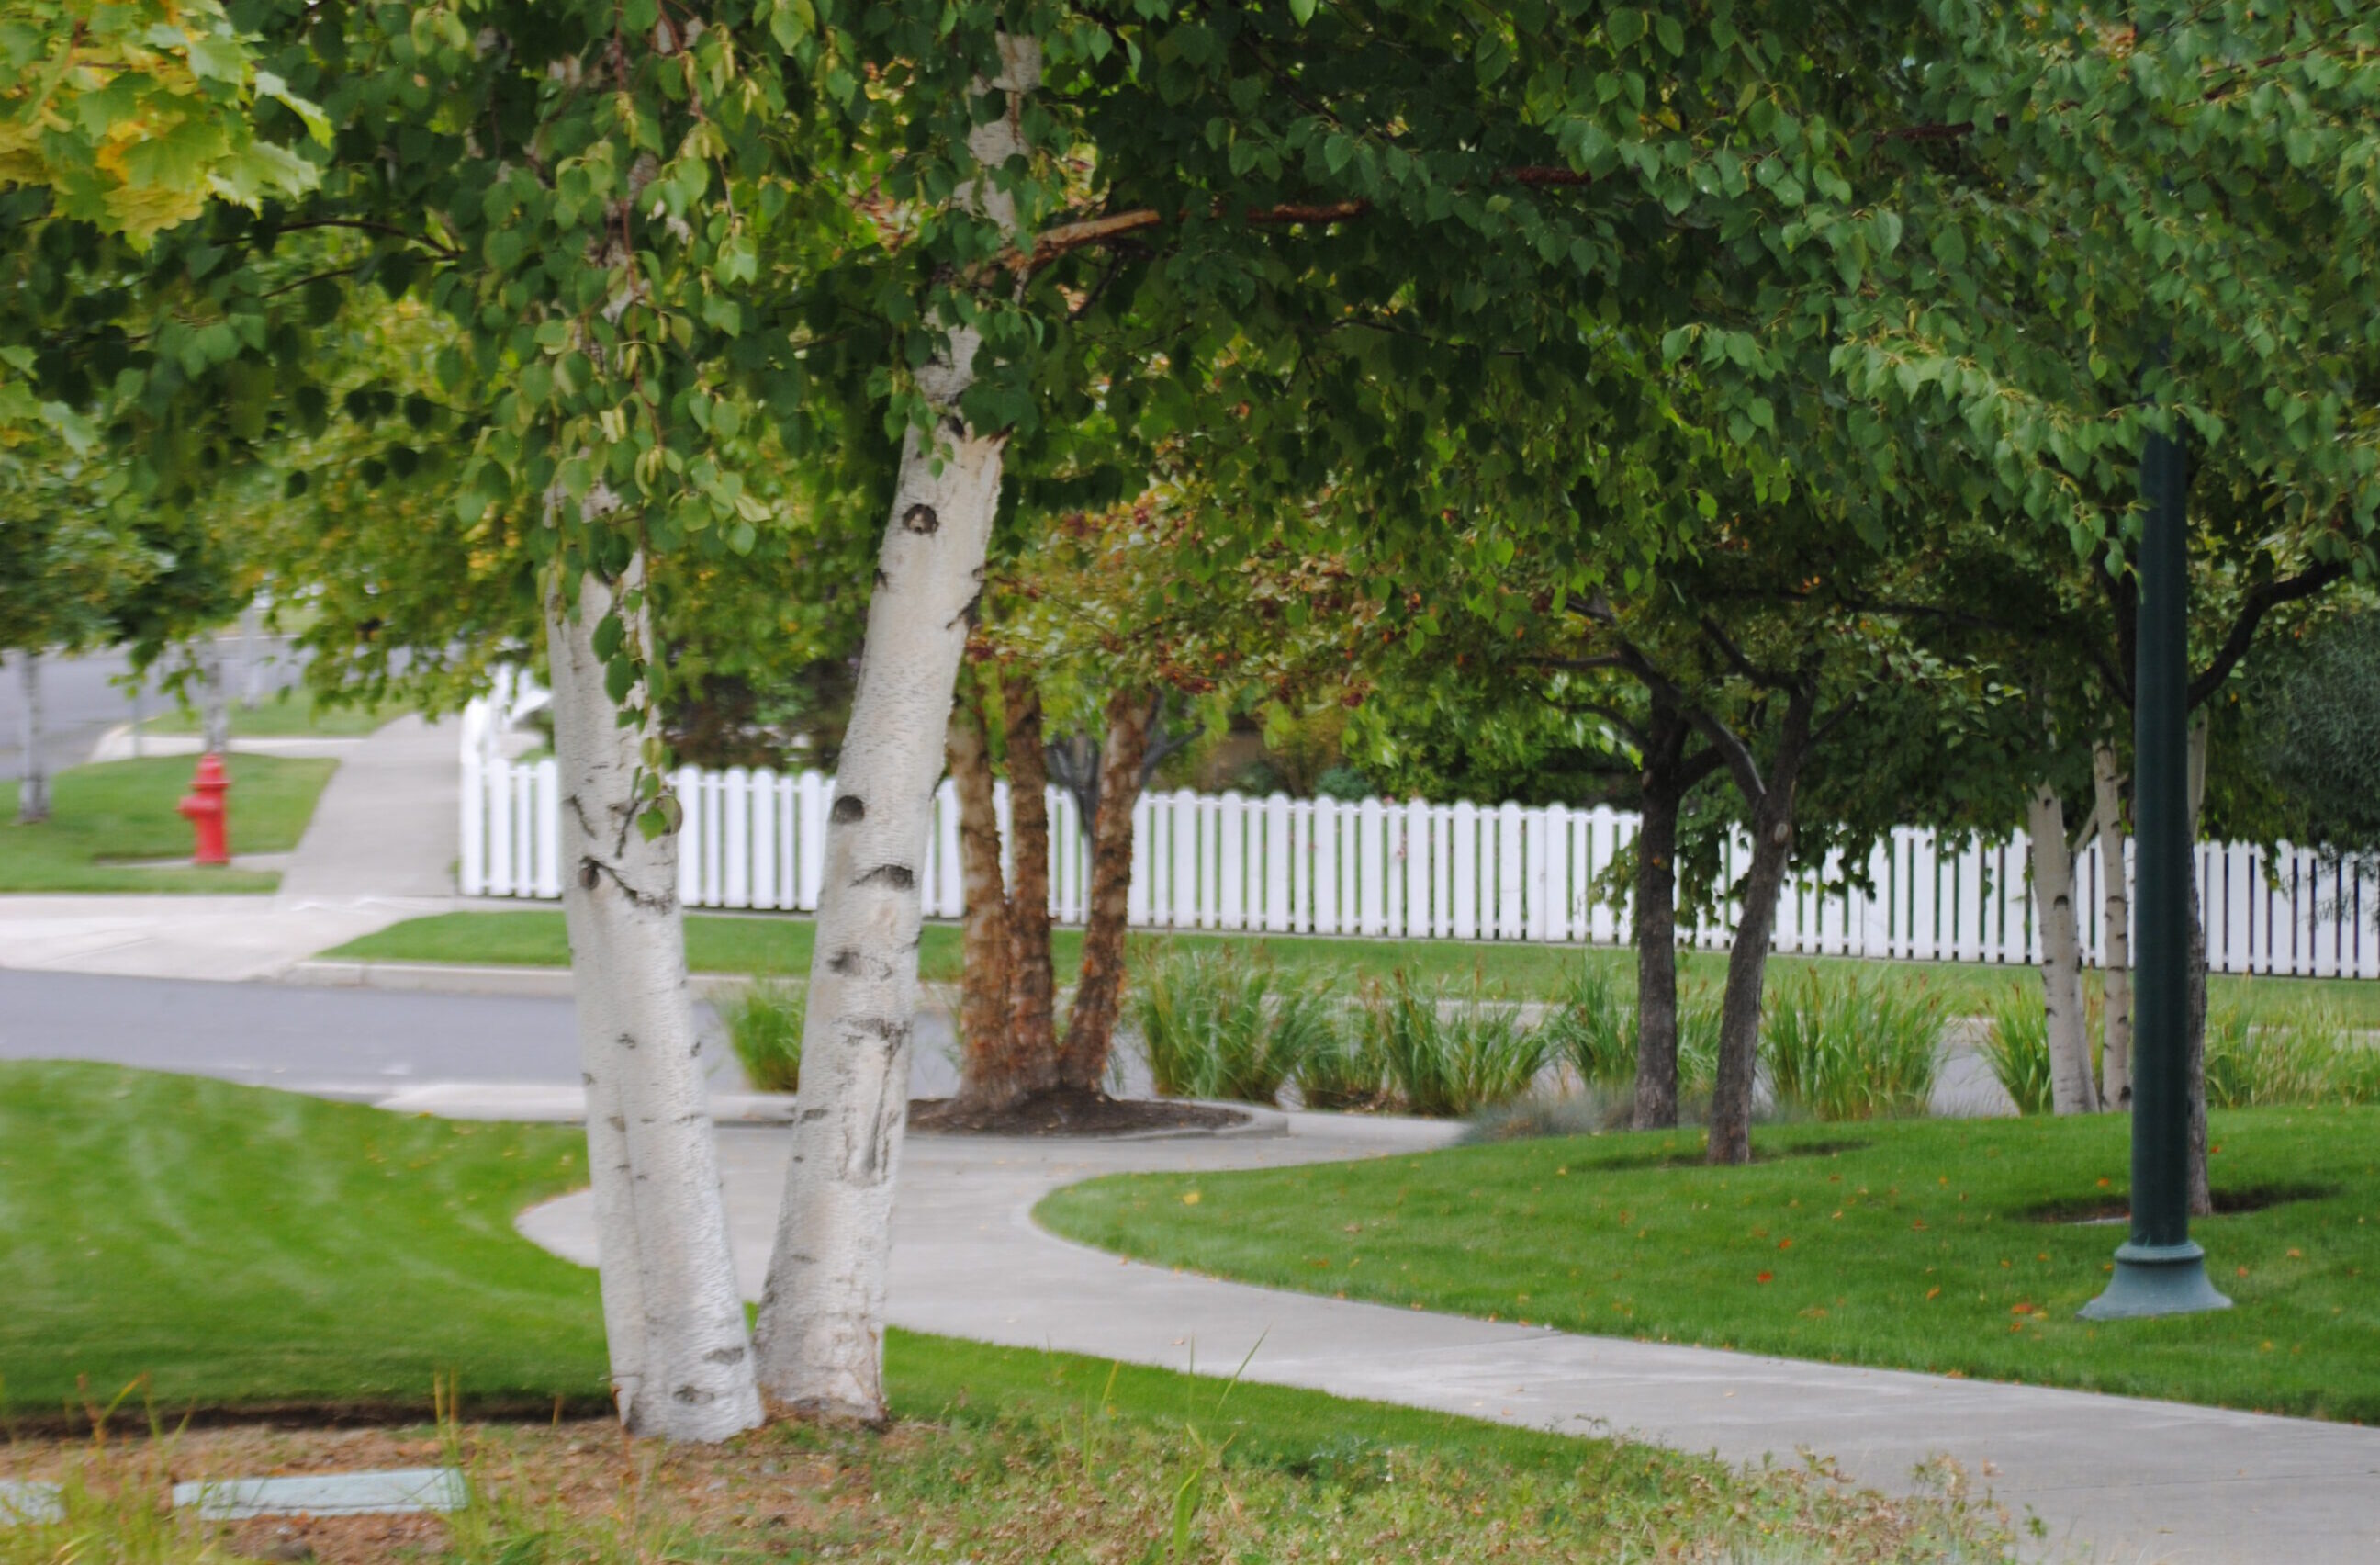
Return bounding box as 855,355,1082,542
937,482,1378,1118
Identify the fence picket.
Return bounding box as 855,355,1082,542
451,703,2376,975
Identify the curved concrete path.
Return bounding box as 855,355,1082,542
0,715,462,981
520,1116,2380,1565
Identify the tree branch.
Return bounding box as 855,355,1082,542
2186,558,2349,708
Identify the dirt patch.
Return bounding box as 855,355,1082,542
910,1086,1248,1137
0,1418,879,1565
230,1512,449,1564
2026,1181,2339,1224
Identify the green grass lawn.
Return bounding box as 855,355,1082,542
0,1061,2003,1561
329,907,2380,1023
1040,1108,2380,1422
0,754,338,894
0,1061,608,1413
139,688,405,738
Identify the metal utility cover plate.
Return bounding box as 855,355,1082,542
172,1468,466,1519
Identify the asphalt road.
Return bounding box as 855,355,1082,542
0,969,593,1097
0,970,964,1099
2,639,303,782
3,648,143,782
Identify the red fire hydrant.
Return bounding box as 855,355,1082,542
178,753,231,866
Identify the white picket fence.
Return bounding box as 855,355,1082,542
459,726,2379,981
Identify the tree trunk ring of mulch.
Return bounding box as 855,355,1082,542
909,1086,1248,1137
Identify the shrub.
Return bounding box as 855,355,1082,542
1761,968,1943,1120
1132,945,1332,1104
1355,975,1549,1118
1978,989,2054,1116
723,978,804,1093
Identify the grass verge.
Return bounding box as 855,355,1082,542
0,755,338,894
1039,1109,2380,1422
326,909,2380,1024
0,1061,2007,1561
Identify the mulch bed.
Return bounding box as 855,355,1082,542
909,1086,1248,1137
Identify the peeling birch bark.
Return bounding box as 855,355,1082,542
1058,688,1152,1091
751,33,1040,1423
1002,678,1059,1072
947,689,1027,1109
2092,742,2132,1107
549,562,762,1442
2026,785,2099,1115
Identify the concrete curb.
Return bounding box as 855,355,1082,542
282,959,966,1012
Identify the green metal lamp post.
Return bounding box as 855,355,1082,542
2080,417,2232,1322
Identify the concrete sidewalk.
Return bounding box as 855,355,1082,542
522,1119,2380,1565
0,715,463,982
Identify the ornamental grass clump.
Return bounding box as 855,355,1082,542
1761,967,1944,1121
1356,975,1548,1117
1290,1027,1388,1111
1977,987,2054,1116
1538,966,1633,1089
2204,1003,2380,1108
1132,945,1334,1104
722,977,804,1092
1539,965,1721,1098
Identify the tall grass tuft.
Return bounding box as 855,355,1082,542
1538,966,1721,1099
722,978,804,1093
1133,945,1334,1104
1291,1027,1387,1111
1761,968,1944,1120
2204,1003,2380,1108
1539,967,1634,1089
1354,975,1548,1117
1977,989,2054,1116
0,1388,231,1565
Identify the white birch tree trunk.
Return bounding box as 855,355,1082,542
752,33,1040,1423
548,559,763,1442
17,651,48,825
238,601,265,708
2026,785,2099,1115
197,637,230,752
2092,742,2133,1108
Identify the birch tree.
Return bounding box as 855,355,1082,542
752,30,1045,1421
2025,782,2100,1116
547,555,761,1439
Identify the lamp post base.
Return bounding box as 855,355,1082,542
2079,1240,2233,1321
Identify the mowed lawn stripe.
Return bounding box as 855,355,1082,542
1038,1109,2380,1421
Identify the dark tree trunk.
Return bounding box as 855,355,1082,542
1706,798,1795,1165
1632,698,1692,1130
1003,678,1059,1072
1059,690,1152,1091
947,687,1033,1109
1705,686,1817,1166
